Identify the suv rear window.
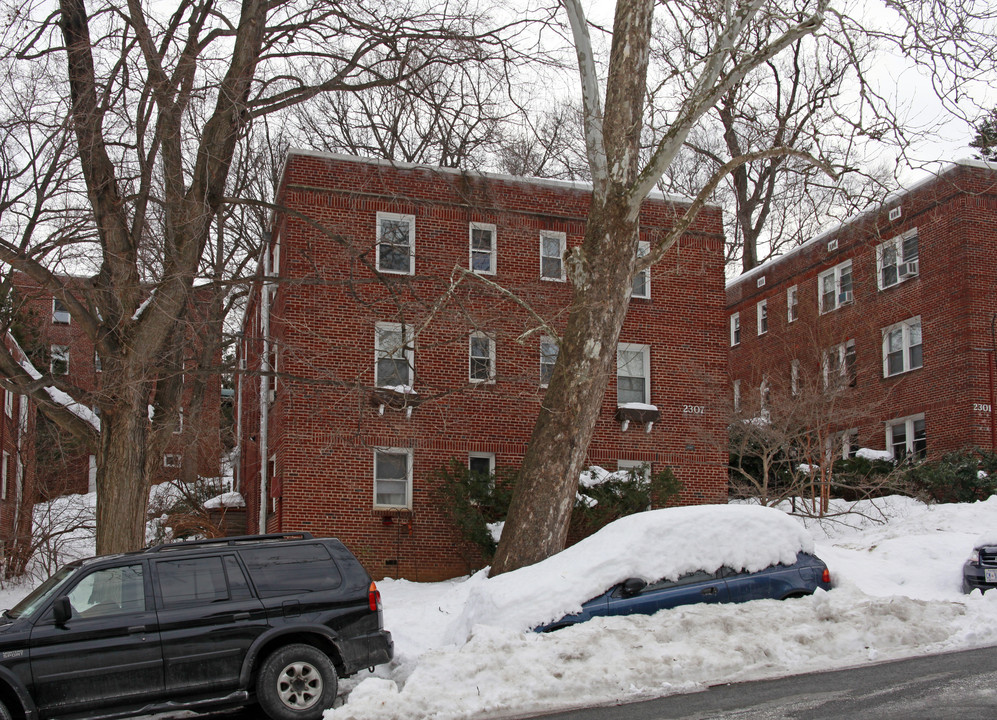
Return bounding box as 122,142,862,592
240,543,343,598
157,557,229,607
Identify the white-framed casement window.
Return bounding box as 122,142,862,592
787,285,798,322
52,297,70,325
468,452,495,479
469,222,496,275
840,429,859,460
174,408,183,435
877,229,919,290
375,322,415,388
540,335,558,387
631,241,650,299
540,231,566,281
882,317,922,377
3,389,11,418
617,343,651,405
791,359,800,397
374,448,412,508
617,459,651,483
50,345,69,375
730,313,741,347
757,299,768,335
818,260,853,313
733,379,741,412
886,414,926,460
163,454,182,468
469,332,496,383
376,212,415,274
823,339,856,389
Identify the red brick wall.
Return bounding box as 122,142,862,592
239,152,730,581
727,161,997,459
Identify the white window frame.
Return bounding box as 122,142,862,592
616,343,651,406
840,429,859,460
823,339,856,389
3,389,11,418
617,459,650,482
791,359,800,397
468,452,495,478
469,332,496,384
50,345,69,375
882,316,922,377
1,451,7,501
787,285,798,322
374,447,412,509
886,414,926,460
375,322,415,389
540,335,558,387
163,454,182,468
730,313,741,347
540,231,566,281
760,376,770,412
376,212,415,275
631,241,650,299
174,407,183,435
818,260,853,314
469,222,496,275
877,228,919,290
733,379,741,412
757,299,768,335
52,297,70,325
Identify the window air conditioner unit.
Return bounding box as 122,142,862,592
838,290,853,304
898,260,919,278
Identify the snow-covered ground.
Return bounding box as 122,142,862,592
0,493,994,720
325,496,997,720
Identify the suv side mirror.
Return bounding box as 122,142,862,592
52,597,72,626
621,578,647,597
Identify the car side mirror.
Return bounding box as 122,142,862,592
52,596,72,626
621,578,647,597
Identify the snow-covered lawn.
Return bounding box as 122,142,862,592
326,496,997,720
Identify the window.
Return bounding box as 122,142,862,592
760,376,770,412
470,223,496,275
174,407,183,434
156,557,229,607
877,229,919,290
4,389,11,418
887,415,926,460
540,336,558,387
617,344,650,405
50,345,69,375
94,352,102,373
617,459,650,482
1,451,7,501
374,448,412,508
67,565,145,617
375,322,414,388
469,333,495,383
791,359,800,397
818,260,853,313
757,300,768,335
540,231,566,281
468,453,495,479
163,454,182,468
632,241,650,299
730,313,741,347
787,285,798,322
733,379,741,412
882,317,922,377
52,298,70,325
241,544,342,598
823,339,856,389
841,429,859,459
376,212,415,274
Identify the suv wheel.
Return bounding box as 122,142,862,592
257,643,338,720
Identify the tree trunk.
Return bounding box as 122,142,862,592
490,192,639,574
95,388,153,555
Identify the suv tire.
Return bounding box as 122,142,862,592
0,700,11,720
257,643,338,720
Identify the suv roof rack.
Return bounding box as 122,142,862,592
145,532,314,553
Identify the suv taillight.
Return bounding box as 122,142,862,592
368,581,382,612
822,568,831,584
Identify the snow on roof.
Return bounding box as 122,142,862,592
446,504,814,640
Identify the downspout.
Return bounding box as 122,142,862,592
234,335,243,493
258,232,271,532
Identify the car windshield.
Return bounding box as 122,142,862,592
5,563,80,619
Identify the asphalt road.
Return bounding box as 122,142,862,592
149,645,997,720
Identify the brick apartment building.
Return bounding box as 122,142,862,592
0,332,36,573
236,151,729,581
8,273,222,499
726,160,997,463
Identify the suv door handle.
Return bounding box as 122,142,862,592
128,625,147,634
233,612,250,621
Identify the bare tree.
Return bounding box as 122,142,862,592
490,0,997,576
0,0,515,555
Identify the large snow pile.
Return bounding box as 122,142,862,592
325,496,997,720
448,504,812,639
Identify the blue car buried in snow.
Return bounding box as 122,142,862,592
537,551,831,632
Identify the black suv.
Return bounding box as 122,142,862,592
0,533,393,720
